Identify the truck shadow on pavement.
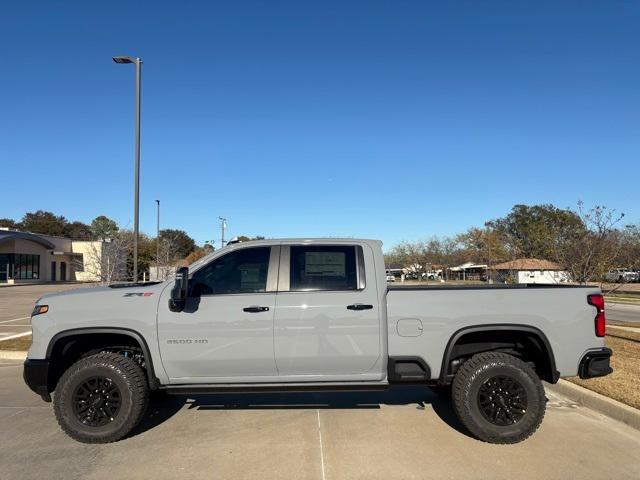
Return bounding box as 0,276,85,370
130,385,469,439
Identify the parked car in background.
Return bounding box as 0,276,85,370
422,271,441,281
386,273,396,282
604,268,639,283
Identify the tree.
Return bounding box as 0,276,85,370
618,224,640,269
64,221,95,240
559,203,625,284
151,229,196,280
20,210,68,236
456,226,513,266
183,246,213,265
236,235,266,242
91,216,119,240
0,218,18,229
157,229,195,259
490,204,585,260
116,230,154,281
77,233,131,283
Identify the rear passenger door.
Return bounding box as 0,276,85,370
274,244,383,380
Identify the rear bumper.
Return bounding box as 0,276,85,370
578,348,613,379
23,359,52,402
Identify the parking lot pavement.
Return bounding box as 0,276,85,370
0,283,94,340
1,360,639,480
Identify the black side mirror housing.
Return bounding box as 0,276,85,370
169,266,189,312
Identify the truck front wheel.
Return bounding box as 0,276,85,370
53,352,149,443
451,352,545,444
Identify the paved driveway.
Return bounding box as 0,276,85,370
1,359,639,480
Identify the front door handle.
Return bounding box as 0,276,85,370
243,306,270,313
346,303,373,311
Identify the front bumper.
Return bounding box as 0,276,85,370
23,359,52,402
578,348,613,379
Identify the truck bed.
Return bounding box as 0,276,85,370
386,284,604,380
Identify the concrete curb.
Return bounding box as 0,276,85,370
547,379,640,431
0,350,27,360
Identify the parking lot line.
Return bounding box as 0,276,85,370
0,317,30,324
317,409,326,480
0,332,31,342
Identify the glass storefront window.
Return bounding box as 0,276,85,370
5,254,40,280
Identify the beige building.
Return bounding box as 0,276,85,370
491,258,570,284
0,228,116,285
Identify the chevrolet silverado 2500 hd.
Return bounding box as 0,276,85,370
23,238,612,444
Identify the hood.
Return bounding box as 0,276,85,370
39,282,166,302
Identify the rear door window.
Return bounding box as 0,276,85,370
290,245,358,291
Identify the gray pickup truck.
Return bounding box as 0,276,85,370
23,238,612,444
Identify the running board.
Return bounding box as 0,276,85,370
162,382,389,395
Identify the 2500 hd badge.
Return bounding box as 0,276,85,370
166,339,209,345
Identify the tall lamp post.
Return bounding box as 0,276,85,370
113,55,142,282
155,199,160,279
219,217,227,247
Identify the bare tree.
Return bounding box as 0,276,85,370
153,231,194,280
559,202,624,285
74,235,131,284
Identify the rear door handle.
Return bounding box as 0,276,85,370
346,303,373,311
243,306,270,313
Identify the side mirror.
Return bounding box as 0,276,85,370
169,266,189,312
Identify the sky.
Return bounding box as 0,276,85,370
1,1,639,250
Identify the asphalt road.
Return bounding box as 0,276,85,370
606,303,640,324
1,358,639,480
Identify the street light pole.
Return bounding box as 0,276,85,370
113,55,142,282
219,217,227,248
155,199,160,278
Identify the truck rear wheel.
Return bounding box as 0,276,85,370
451,352,545,444
53,352,149,443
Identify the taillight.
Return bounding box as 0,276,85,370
587,294,606,337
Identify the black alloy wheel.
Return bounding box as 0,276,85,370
477,375,528,426
72,376,122,427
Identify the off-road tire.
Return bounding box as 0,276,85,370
452,352,545,444
53,352,149,443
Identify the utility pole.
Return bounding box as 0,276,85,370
219,217,227,248
155,200,160,279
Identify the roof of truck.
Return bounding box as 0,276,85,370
187,237,382,271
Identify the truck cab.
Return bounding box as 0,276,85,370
157,239,386,383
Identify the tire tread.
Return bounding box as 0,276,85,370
452,351,545,444
53,352,149,443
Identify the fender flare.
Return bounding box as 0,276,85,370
439,323,559,384
46,327,160,389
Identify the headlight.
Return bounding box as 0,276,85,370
31,305,49,317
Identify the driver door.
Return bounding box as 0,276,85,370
157,245,280,382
